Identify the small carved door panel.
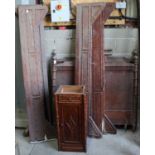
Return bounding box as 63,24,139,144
59,102,83,144
55,86,87,152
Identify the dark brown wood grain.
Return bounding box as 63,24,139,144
75,3,114,137
35,0,42,4
55,86,87,152
18,5,53,141
132,53,139,131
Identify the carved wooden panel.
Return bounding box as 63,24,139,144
18,5,52,141
55,86,87,152
60,103,82,143
75,3,114,137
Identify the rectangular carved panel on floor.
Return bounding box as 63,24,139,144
18,5,53,141
75,3,114,137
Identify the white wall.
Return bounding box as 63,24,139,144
43,28,138,59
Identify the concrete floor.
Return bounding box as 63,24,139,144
15,128,140,155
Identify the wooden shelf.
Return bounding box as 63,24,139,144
43,0,125,27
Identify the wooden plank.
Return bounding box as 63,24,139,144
75,2,114,137
43,0,116,6
18,5,53,142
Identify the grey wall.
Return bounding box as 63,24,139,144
104,28,138,57
43,30,76,60
43,28,138,60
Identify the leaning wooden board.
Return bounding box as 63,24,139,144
75,2,115,137
43,0,125,26
18,5,53,141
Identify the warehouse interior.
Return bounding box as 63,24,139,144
15,0,140,155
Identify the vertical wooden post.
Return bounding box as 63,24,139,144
75,3,114,137
132,53,138,131
18,5,52,141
